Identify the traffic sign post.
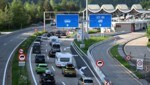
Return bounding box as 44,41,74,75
96,59,104,67
19,49,24,54
136,59,143,70
89,14,112,28
18,54,26,66
125,55,131,61
56,14,79,28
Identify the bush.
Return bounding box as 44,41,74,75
88,29,100,34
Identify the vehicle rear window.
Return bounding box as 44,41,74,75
84,80,93,83
52,39,56,42
40,65,47,67
53,44,60,48
60,58,70,62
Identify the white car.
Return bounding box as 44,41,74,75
78,77,94,85
49,36,60,45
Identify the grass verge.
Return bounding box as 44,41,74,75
12,31,44,85
88,29,100,34
110,45,143,78
74,36,109,53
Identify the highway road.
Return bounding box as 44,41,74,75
28,37,98,85
0,26,44,85
90,32,145,85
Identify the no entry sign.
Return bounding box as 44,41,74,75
96,59,104,67
136,59,143,70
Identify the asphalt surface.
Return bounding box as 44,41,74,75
0,26,45,85
28,37,98,85
90,32,146,85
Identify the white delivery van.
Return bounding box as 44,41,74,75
55,52,73,67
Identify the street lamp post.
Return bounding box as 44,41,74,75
86,0,88,33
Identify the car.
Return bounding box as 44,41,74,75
49,42,61,57
35,54,45,63
62,63,76,77
35,64,48,74
40,70,55,85
78,77,94,85
35,36,42,43
55,30,62,38
32,42,41,54
49,36,59,46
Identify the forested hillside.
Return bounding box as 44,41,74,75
0,0,149,31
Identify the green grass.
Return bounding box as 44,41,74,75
66,32,77,38
12,31,45,85
147,42,150,47
88,29,100,34
110,45,143,78
75,36,109,53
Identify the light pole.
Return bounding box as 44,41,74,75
86,0,88,33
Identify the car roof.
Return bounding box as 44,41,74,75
36,54,45,57
34,42,40,44
82,77,93,80
38,64,48,66
56,52,73,58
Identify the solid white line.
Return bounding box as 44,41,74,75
47,56,49,60
29,47,38,85
46,49,48,52
2,38,26,85
51,66,55,71
62,82,66,85
71,43,101,85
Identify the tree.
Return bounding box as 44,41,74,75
9,0,29,28
0,0,6,10
50,0,55,9
43,0,53,11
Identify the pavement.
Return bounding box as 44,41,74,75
124,36,150,84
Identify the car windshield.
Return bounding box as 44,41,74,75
60,58,70,62
84,79,93,83
40,65,47,67
38,55,44,58
52,39,56,42
53,44,60,48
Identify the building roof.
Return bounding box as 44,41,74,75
100,4,115,13
88,4,101,13
115,4,130,13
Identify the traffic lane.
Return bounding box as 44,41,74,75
70,45,99,85
30,39,80,85
91,39,141,85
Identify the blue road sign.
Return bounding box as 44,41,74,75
89,14,112,28
56,14,79,28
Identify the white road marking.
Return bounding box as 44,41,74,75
29,47,38,85
47,56,49,60
46,49,48,52
2,39,26,85
62,82,66,85
10,39,13,42
51,66,55,71
73,55,78,57
46,44,48,46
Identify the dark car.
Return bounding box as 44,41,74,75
32,42,41,54
55,30,62,38
40,70,55,85
35,36,42,43
35,54,45,63
49,43,61,57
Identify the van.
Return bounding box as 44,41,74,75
55,52,73,67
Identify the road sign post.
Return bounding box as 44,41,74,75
56,14,79,28
89,14,112,28
136,59,143,70
18,54,26,66
96,59,104,67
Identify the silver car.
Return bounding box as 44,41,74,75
78,77,94,85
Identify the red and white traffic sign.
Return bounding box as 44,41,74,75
96,59,104,67
18,54,26,61
136,59,143,70
125,55,131,61
19,49,24,54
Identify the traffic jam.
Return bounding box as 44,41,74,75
29,30,95,85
